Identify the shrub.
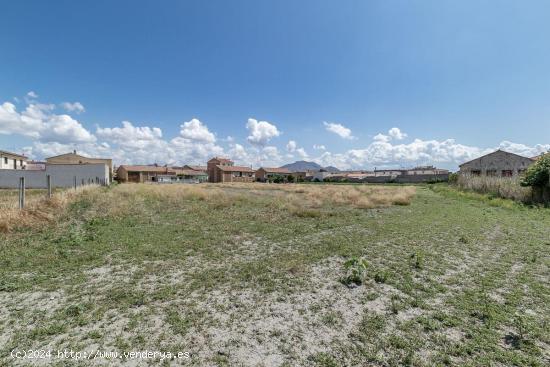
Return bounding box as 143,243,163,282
374,270,389,283
521,153,550,188
448,172,459,184
341,257,369,287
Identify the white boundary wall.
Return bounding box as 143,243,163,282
0,164,109,188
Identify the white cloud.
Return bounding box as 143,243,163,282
313,144,326,151
96,121,162,149
3,93,549,170
373,133,391,143
27,91,38,99
42,114,96,143
323,121,354,140
313,138,490,170
228,143,250,163
285,140,308,159
286,140,297,152
178,118,216,143
0,102,41,138
0,102,95,143
295,147,308,159
388,127,407,140
60,102,85,114
246,118,280,146
497,141,550,158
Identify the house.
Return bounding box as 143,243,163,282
373,169,405,177
312,169,332,182
172,167,208,183
459,150,535,177
255,167,292,182
0,150,27,170
183,165,207,172
116,165,176,183
46,150,113,180
292,171,308,181
207,157,255,183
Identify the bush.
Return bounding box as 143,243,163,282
521,153,550,188
341,257,368,287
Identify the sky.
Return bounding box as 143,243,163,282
1,0,549,170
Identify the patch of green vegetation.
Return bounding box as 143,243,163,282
340,256,369,286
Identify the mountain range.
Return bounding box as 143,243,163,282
280,161,341,172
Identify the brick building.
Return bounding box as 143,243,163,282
207,157,255,183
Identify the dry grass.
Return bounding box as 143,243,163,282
107,183,417,216
0,183,416,232
456,174,532,203
0,185,100,233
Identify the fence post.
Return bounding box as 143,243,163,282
47,175,52,199
74,176,77,190
19,177,25,209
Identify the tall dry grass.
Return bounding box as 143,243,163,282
456,174,532,203
0,183,417,232
0,185,100,233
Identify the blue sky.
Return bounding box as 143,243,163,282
1,0,549,169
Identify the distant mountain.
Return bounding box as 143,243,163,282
280,161,322,172
280,161,341,172
324,166,341,173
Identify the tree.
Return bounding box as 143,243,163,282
521,153,550,187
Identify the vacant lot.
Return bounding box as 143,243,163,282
0,183,548,366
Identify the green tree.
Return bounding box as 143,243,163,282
521,153,550,187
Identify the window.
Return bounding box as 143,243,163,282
486,169,497,177
471,170,481,176
518,169,526,175
501,170,513,177
3,157,7,164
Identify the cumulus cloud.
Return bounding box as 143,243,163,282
497,141,550,158
2,93,548,170
0,102,95,143
60,102,85,114
388,127,407,140
228,143,250,162
313,138,496,170
285,140,308,159
41,114,96,143
27,91,38,99
323,121,354,140
373,133,391,143
178,118,216,143
96,121,162,149
246,118,280,146
286,140,297,152
295,147,308,159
